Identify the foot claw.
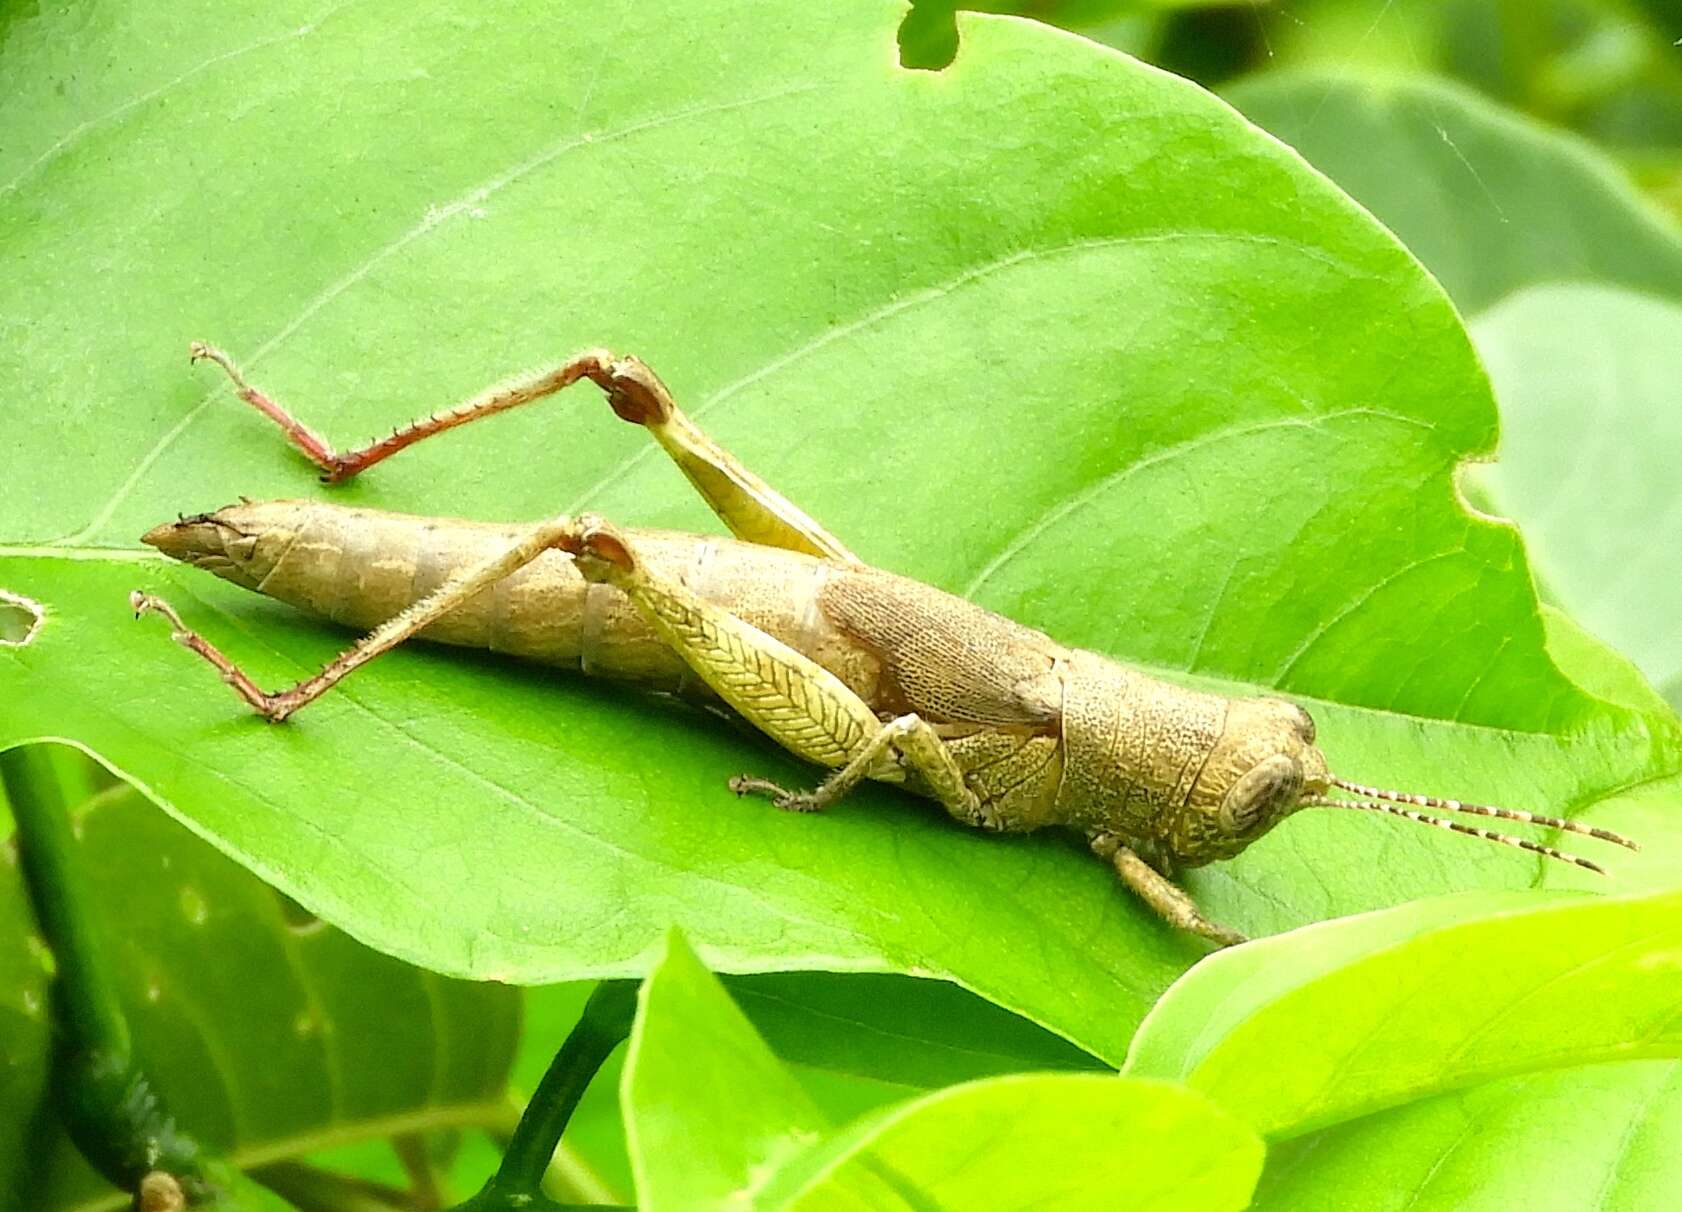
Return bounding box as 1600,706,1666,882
728,774,786,799
1200,923,1248,949
728,774,822,810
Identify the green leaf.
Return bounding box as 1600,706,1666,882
1253,1060,1682,1212
624,934,1263,1210
1124,890,1682,1139
0,760,519,1210
1228,70,1682,313
622,932,830,1210
4,0,1680,1067
1218,0,1682,186
1471,284,1682,713
1541,607,1672,720
726,972,1106,1089
764,1072,1263,1211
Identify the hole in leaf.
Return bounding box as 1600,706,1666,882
898,1,961,70
1152,8,1271,87
272,886,324,934
1453,457,1513,529
0,591,43,646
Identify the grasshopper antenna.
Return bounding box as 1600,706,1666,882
1326,777,1638,852
1302,796,1611,873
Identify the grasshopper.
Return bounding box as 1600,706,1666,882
133,344,1637,946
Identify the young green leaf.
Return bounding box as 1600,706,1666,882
621,931,834,1210
519,971,1081,1208
1125,889,1682,1138
763,1073,1263,1211
1252,1060,1682,1212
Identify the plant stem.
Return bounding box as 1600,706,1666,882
391,1131,444,1209
1,745,239,1206
497,981,639,1192
1,745,131,1064
450,980,639,1210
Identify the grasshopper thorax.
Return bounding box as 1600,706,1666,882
1056,653,1329,869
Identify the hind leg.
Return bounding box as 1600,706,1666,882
190,342,858,562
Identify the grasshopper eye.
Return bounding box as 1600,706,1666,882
1219,754,1302,835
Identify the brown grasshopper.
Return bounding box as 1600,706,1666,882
133,344,1637,946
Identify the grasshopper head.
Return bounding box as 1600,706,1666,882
1178,698,1638,873
143,500,302,591
1172,697,1328,866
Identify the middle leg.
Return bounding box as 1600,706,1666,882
729,711,975,817
567,520,980,822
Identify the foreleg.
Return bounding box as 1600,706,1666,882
1089,832,1246,948
133,514,586,721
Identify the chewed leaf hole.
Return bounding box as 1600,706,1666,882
1453,457,1514,529
0,591,44,646
272,886,324,934
898,2,960,71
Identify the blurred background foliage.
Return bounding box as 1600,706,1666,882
909,0,1682,215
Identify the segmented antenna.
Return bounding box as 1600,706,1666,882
1328,777,1638,852
1302,796,1608,874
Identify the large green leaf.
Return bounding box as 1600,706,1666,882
1124,890,1682,1138
3,0,1679,1068
763,1072,1263,1211
1229,70,1682,313
1471,284,1682,712
0,761,519,1211
1252,1059,1682,1212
